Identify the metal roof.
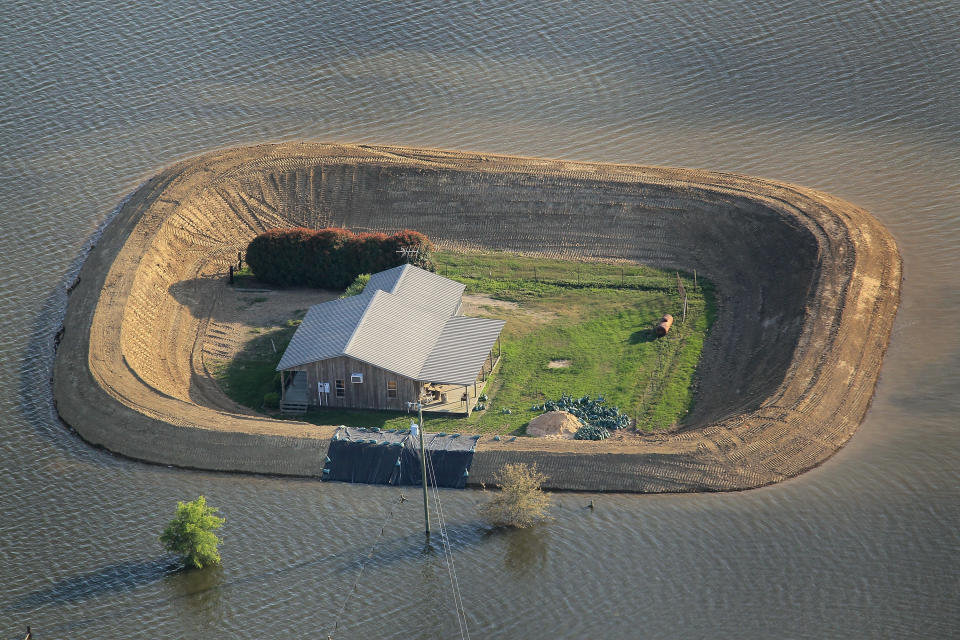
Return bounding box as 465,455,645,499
363,264,464,317
275,294,372,371
276,265,503,386
417,316,505,385
344,290,449,379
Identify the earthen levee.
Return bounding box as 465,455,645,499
53,142,901,491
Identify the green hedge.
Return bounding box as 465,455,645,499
245,227,434,289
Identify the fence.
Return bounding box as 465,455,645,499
436,257,701,293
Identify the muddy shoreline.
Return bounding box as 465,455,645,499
53,142,901,492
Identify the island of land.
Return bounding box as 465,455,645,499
53,142,901,492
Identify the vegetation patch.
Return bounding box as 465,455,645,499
159,496,224,570
429,251,715,434
340,273,371,298
211,250,714,435
245,227,433,289
208,319,302,411
479,463,552,528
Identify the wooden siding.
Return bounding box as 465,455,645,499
305,355,419,411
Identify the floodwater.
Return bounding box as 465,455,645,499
1,1,957,637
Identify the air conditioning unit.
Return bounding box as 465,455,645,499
351,373,363,384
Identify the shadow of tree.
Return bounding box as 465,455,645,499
164,563,225,618
167,275,337,325
12,558,180,610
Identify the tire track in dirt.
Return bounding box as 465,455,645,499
52,142,901,491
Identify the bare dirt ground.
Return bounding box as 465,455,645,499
193,286,334,413
200,286,330,361
53,141,901,491
461,293,518,313
460,293,558,326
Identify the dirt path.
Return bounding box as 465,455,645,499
52,142,900,491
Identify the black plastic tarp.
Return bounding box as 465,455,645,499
323,427,477,489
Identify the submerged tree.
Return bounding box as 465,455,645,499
159,496,225,569
480,463,552,528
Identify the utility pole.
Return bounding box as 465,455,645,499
409,401,430,537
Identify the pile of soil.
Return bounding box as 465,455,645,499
526,411,581,438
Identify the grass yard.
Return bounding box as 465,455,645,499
207,316,303,409
211,250,714,436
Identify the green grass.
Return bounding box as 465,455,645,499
230,265,263,289
207,316,302,411
211,250,715,435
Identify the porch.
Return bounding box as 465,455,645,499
417,349,501,416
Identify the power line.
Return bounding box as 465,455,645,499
327,494,407,639
426,453,470,640
426,455,467,640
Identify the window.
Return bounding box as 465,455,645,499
335,380,345,397
386,380,398,398
351,373,363,384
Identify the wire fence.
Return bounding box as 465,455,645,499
436,258,701,293
432,254,710,432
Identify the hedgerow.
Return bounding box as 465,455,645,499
245,227,434,289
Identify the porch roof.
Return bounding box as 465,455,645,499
417,316,505,385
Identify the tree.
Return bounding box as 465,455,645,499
159,496,225,569
479,463,552,528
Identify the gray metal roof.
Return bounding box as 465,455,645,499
345,290,449,379
417,316,506,385
277,265,503,386
275,294,372,370
363,264,464,317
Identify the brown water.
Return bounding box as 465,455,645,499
1,1,957,637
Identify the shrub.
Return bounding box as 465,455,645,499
245,227,434,289
303,227,354,288
159,496,224,569
341,273,371,298
245,227,314,287
479,463,551,528
263,391,280,408
385,229,435,271
344,232,390,276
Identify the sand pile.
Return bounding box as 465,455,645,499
527,411,582,438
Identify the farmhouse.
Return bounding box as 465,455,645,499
276,264,504,414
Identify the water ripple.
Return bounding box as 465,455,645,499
1,1,959,637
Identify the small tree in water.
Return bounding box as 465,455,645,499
480,463,552,528
160,496,225,569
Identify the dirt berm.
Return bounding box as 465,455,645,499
53,142,901,492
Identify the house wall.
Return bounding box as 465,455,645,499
305,355,419,411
